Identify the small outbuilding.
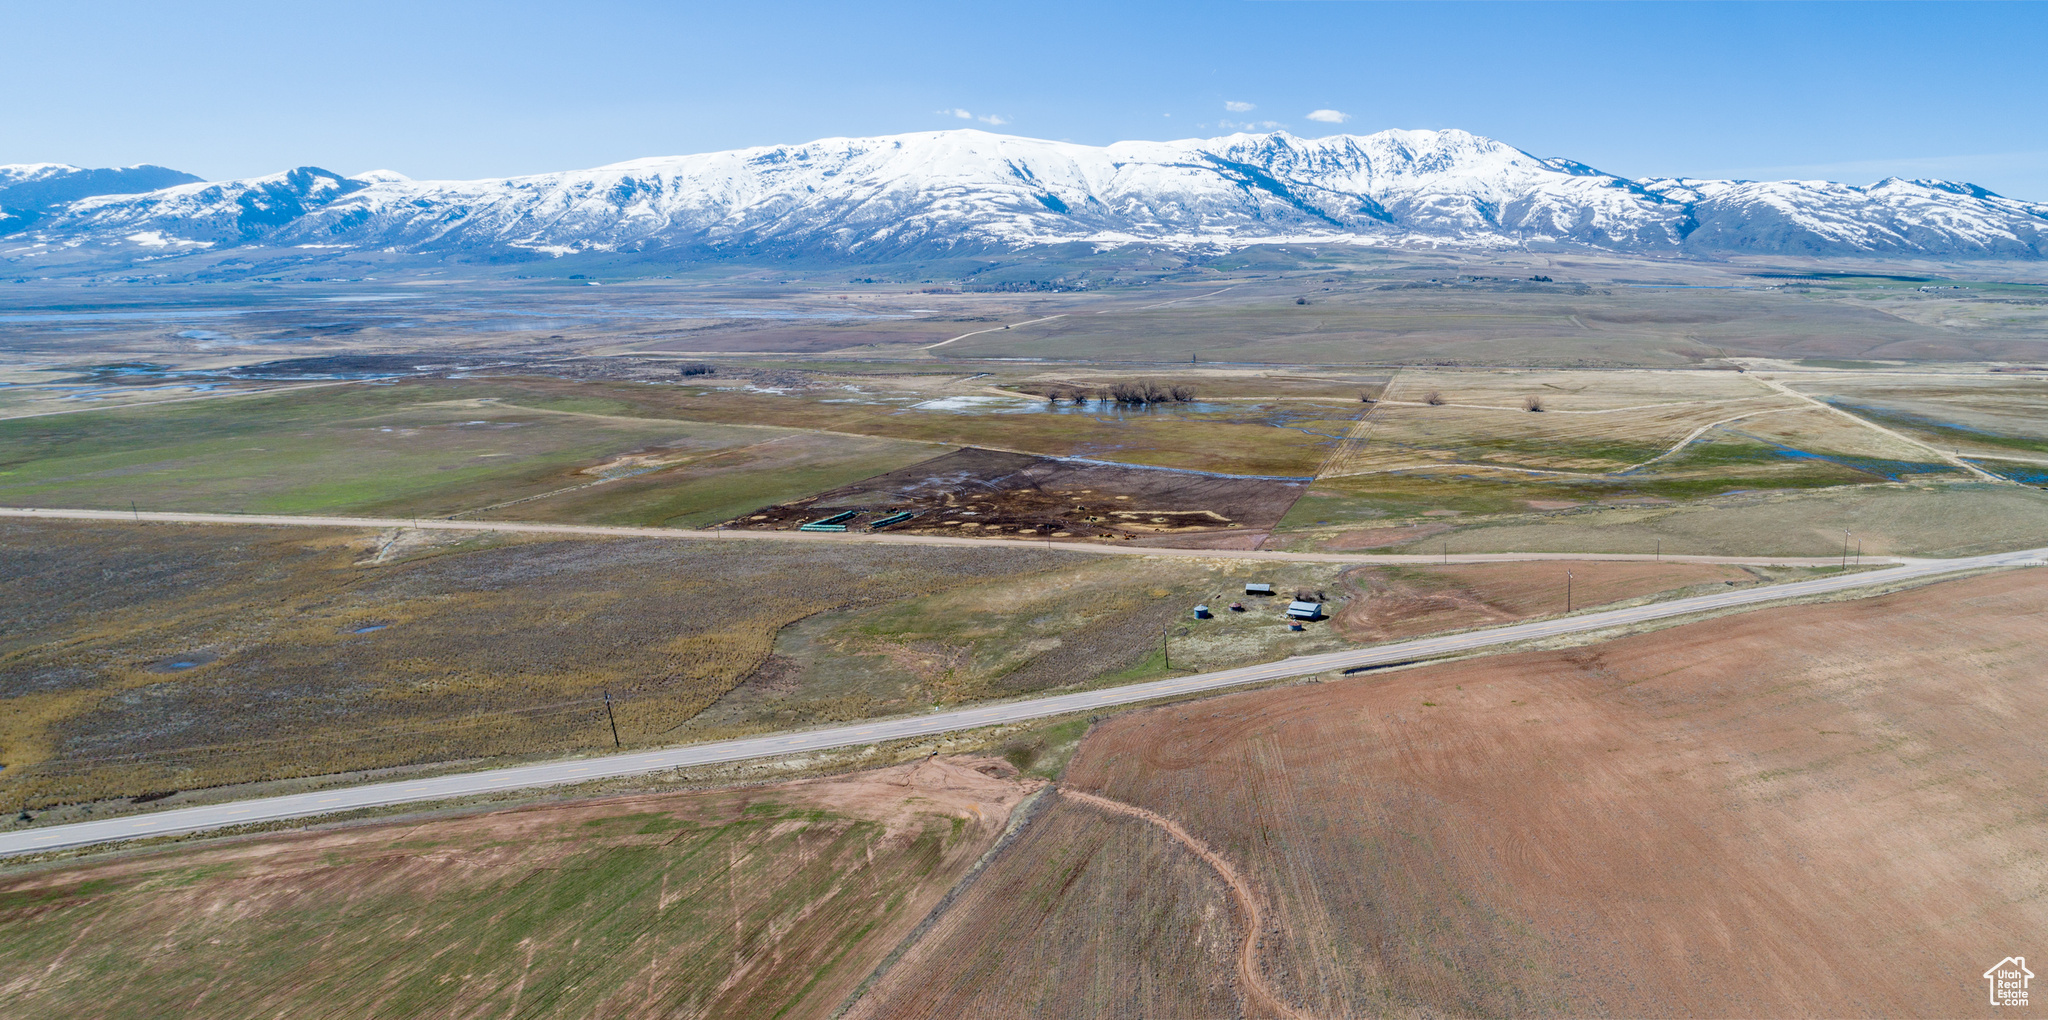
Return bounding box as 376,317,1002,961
1286,600,1323,620
1193,604,1211,619
1245,583,1274,596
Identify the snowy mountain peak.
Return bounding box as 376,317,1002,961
7,130,2045,262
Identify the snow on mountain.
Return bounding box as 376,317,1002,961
0,163,203,234
9,130,2047,261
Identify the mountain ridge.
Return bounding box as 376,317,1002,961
7,129,2046,264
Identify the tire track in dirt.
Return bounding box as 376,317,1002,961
1059,787,1309,1020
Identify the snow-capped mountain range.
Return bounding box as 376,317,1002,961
7,129,2046,263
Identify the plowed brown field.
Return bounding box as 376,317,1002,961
856,569,2048,1017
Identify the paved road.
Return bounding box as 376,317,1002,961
5,543,2036,858
0,507,1882,568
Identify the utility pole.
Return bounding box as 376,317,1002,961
1655,539,1660,561
1443,542,1448,566
1855,539,1862,566
603,690,621,748
1162,628,1170,670
1566,568,1573,613
131,500,139,522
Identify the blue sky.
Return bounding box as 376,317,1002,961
7,0,2046,199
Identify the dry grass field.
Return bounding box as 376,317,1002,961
858,568,2048,1017
1773,371,2048,482
1330,560,1758,642
468,429,940,528
1316,368,1950,478
0,519,1874,820
0,378,799,517
1309,481,2048,559
0,520,1051,810
0,756,1036,1020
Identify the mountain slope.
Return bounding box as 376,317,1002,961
9,130,2047,262
0,163,203,234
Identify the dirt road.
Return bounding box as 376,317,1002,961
0,506,1881,567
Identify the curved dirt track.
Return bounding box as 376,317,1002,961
1061,788,1308,1020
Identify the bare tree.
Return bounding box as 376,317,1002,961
1423,391,1446,406
1107,380,1195,404
1523,395,1545,412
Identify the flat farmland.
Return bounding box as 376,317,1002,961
0,379,788,518
1702,404,1960,473
1330,559,1759,642
1322,369,1805,476
686,554,1764,740
632,315,997,354
1380,367,1777,410
1777,372,2048,478
924,281,2022,366
0,520,1052,811
606,382,1354,478
0,757,1037,1020
858,568,2048,1017
1283,480,2048,558
470,430,940,528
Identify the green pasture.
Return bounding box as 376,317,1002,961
0,381,772,517
480,431,942,527
495,379,1352,478
0,799,977,1020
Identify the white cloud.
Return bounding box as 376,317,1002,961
1224,100,1255,112
1305,109,1350,124
1218,119,1285,132
938,108,1009,127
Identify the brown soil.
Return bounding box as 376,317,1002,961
0,757,1038,1020
844,790,1247,1019
1334,559,1754,642
1060,789,1309,1020
860,569,2048,1017
727,446,1305,543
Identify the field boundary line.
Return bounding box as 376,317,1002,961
1134,284,1238,310
835,783,1059,1018
1614,404,1811,474
0,507,1897,567
0,380,358,422
1061,788,1309,1020
445,435,806,519
1311,372,1394,481
1368,394,1796,415
1759,375,2007,483
924,314,1066,350
1963,452,2048,466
